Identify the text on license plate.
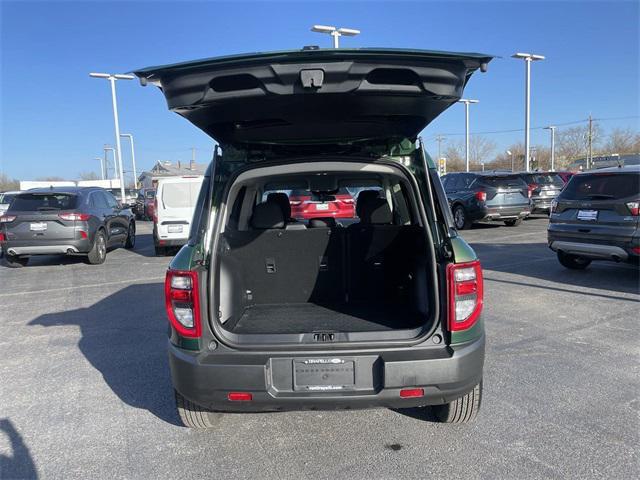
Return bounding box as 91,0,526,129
30,222,47,231
577,210,598,221
168,225,183,233
315,203,329,211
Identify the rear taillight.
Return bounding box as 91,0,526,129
164,270,201,338
631,246,640,254
447,260,483,331
59,213,91,221
626,201,639,216
0,215,16,223
475,191,487,202
0,232,5,242
339,198,355,204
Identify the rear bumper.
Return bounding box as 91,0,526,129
2,238,92,256
531,198,554,212
549,240,630,261
473,205,530,222
169,335,485,412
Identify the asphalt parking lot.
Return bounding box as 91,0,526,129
1,217,638,479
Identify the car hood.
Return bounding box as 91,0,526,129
134,48,493,147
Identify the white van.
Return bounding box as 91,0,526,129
153,176,204,255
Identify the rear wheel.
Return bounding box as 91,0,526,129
87,231,107,265
504,218,522,227
2,254,29,268
175,390,223,429
453,205,472,230
432,381,482,424
557,251,591,270
125,222,136,249
154,244,166,256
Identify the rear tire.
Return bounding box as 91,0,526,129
175,390,223,429
2,254,29,268
154,245,166,256
453,205,472,230
557,251,591,270
504,218,522,227
125,222,136,249
87,231,107,265
432,381,482,424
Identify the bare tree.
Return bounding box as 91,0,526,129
556,123,602,165
0,172,20,191
442,136,497,172
35,176,66,182
79,171,100,181
602,127,640,154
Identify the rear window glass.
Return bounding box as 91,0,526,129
161,182,203,208
478,175,526,188
525,174,563,186
561,173,640,200
11,193,78,211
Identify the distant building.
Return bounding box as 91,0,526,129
138,160,207,189
566,153,639,171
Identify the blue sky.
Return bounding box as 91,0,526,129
1,0,638,180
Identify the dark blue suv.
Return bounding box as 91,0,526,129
441,172,531,229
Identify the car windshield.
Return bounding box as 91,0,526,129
561,172,640,200
478,175,526,188
10,193,78,211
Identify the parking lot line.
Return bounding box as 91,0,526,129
0,276,165,298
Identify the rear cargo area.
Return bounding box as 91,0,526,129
217,220,430,337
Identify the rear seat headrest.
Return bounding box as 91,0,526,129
250,202,285,229
356,190,381,218
266,192,291,219
359,196,393,225
309,217,337,228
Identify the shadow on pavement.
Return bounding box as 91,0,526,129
0,418,38,479
28,283,180,426
474,241,640,296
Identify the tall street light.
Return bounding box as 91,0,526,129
544,126,556,171
90,72,135,200
120,133,138,188
458,99,479,172
95,157,105,180
311,25,360,48
104,145,115,180
511,53,545,172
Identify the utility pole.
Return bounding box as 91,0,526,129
587,114,593,170
190,147,196,170
104,146,115,179
120,134,138,188
95,158,105,180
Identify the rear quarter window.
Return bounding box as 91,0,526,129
10,193,78,211
561,173,640,200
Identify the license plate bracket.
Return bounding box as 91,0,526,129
315,203,329,211
577,209,598,221
167,225,183,233
30,222,47,231
293,359,355,391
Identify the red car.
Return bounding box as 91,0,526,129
555,171,576,185
289,188,355,219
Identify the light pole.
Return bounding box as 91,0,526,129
104,145,115,180
458,99,479,172
544,126,556,171
511,53,545,172
120,133,138,188
311,25,360,48
90,72,135,200
506,150,514,172
95,158,105,180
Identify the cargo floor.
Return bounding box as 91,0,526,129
228,302,425,334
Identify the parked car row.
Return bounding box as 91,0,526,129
441,171,569,229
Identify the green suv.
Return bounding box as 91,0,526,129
134,48,492,428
